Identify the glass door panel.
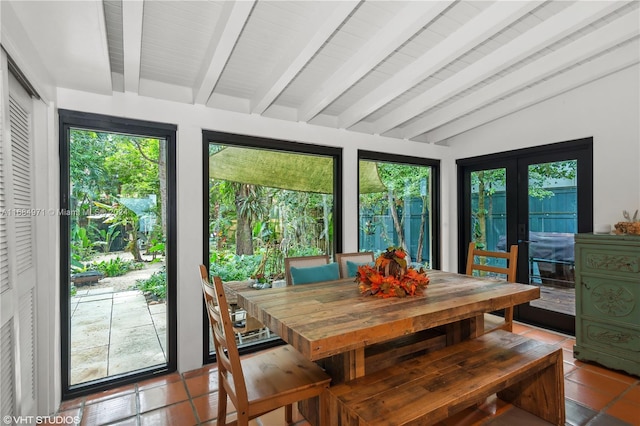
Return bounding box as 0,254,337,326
468,168,510,274
470,168,507,253
68,130,168,385
526,160,577,316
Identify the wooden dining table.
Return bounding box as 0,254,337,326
234,269,540,424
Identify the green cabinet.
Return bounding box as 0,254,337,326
574,233,640,376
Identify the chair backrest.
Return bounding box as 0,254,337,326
198,265,249,413
466,242,518,282
284,255,329,285
335,252,375,278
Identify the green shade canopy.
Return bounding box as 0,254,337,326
209,146,386,194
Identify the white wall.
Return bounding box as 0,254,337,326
444,64,640,270
55,88,450,374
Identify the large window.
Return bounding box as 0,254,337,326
358,151,440,270
202,131,342,360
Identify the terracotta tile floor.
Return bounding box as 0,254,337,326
56,323,639,426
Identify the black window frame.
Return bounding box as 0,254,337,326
202,130,343,364
59,109,178,399
357,150,441,270
456,137,593,335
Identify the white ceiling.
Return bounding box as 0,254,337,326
7,0,640,145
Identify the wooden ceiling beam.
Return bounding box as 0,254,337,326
194,1,255,105
122,0,143,94
337,0,542,130
296,1,450,123
251,1,359,115
427,40,640,145
372,0,630,135
402,11,640,140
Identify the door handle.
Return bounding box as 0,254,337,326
518,223,527,241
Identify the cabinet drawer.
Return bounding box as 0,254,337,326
579,275,640,320
580,248,639,276
580,319,640,354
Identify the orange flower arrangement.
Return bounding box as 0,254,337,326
356,247,429,298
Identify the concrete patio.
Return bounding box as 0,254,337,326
69,287,166,385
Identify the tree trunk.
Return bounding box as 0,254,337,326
235,185,254,255
416,195,428,263
387,190,408,254
322,195,330,257
476,172,487,271
129,226,143,262
477,171,487,251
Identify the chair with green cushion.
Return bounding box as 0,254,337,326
284,255,330,286
335,252,375,278
289,262,340,285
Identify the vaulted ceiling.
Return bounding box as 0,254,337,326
7,0,640,145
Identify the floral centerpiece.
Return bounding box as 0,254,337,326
355,247,429,298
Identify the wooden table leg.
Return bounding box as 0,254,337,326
299,348,365,425
446,318,474,345
471,314,484,337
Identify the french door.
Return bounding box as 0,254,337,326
458,139,593,335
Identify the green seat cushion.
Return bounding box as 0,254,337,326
346,260,375,277
290,262,340,285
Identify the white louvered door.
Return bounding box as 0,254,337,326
0,55,17,421
0,62,37,418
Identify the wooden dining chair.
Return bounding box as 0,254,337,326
335,251,374,278
466,242,519,334
198,265,331,425
284,255,330,285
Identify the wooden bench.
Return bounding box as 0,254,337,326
324,329,565,426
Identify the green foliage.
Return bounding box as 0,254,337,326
94,225,121,253
103,138,160,197
89,257,142,277
70,256,87,273
208,144,349,262
94,200,143,261
137,268,166,300
359,161,432,252
376,162,430,197
70,285,77,297
70,130,119,215
209,251,263,281
147,240,165,255
470,160,578,248
287,246,323,257
275,190,328,252
528,161,576,199
470,161,577,200
71,225,96,261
